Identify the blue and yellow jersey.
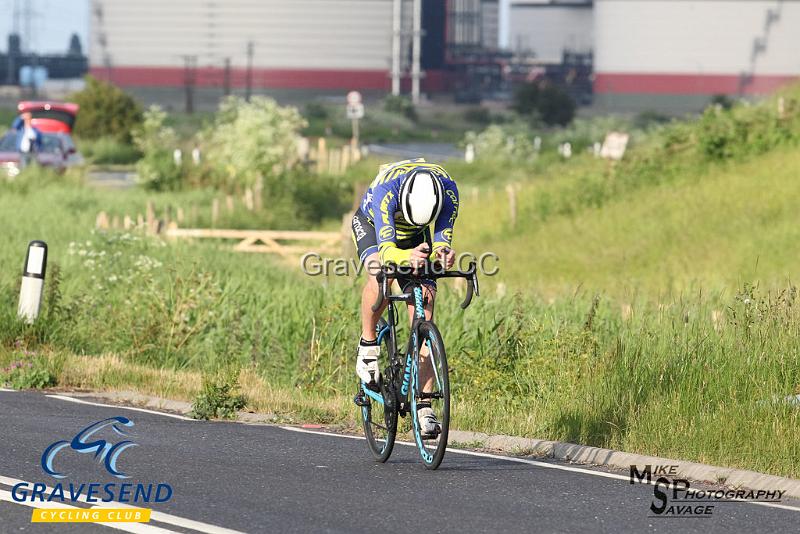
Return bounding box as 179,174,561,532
360,159,459,265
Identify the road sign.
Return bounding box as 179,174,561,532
346,102,365,120
347,91,362,105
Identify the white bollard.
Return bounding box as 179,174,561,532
173,149,182,167
465,143,475,164
18,241,47,324
192,147,201,165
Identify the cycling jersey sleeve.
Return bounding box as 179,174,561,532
371,182,412,265
430,178,459,257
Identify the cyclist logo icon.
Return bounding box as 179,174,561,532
41,417,138,479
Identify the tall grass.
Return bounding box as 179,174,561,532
2,89,800,478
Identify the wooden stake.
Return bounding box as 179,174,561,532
176,207,185,224
328,147,339,175
146,200,155,231
317,138,328,174
506,184,517,229
226,195,234,214
254,176,264,211
211,198,220,227
123,215,132,230
96,211,109,230
340,147,351,174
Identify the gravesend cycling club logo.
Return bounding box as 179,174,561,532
379,226,395,240
42,416,138,479
11,416,173,523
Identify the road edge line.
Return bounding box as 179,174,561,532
35,391,800,504
280,425,800,511
45,395,195,421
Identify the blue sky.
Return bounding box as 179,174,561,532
0,0,88,54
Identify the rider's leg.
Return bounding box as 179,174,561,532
406,284,436,391
361,252,385,341
357,252,385,384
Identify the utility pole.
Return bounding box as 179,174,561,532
391,0,401,96
7,0,20,84
411,0,422,104
23,0,32,53
245,41,254,101
223,57,231,96
182,55,197,114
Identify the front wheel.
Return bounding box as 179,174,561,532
411,321,450,470
360,318,398,462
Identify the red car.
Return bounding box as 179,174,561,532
0,101,81,177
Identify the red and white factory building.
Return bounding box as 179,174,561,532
89,0,800,112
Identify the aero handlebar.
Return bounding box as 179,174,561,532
370,261,480,312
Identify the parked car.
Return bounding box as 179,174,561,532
1,101,84,175
17,101,79,134
0,130,75,177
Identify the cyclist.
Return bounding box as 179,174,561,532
351,158,459,437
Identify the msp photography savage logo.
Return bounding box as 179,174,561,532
11,416,173,524
630,464,785,518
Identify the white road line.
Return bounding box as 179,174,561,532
280,425,800,514
0,489,178,533
0,387,16,392
46,395,195,421
0,476,245,534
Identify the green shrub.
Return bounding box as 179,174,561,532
697,94,798,162
710,94,735,110
133,106,182,190
1,356,57,389
383,95,417,121
70,76,143,143
79,137,141,165
304,102,329,120
464,107,492,125
463,123,538,164
200,96,307,191
512,82,575,126
190,367,247,420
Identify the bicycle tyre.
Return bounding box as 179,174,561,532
361,318,398,462
411,321,450,470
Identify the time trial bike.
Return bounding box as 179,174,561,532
353,261,479,470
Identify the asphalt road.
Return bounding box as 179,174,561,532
1,389,798,533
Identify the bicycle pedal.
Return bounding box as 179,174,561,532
420,429,441,440
353,392,370,407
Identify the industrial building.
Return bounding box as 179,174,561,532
87,0,800,112
594,0,800,112
89,0,500,108
507,0,592,64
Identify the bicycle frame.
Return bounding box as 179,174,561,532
357,261,478,467
360,284,428,416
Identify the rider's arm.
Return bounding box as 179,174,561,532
429,178,459,259
372,183,412,265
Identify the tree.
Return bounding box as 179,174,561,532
69,76,143,142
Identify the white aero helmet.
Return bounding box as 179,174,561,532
399,170,444,226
